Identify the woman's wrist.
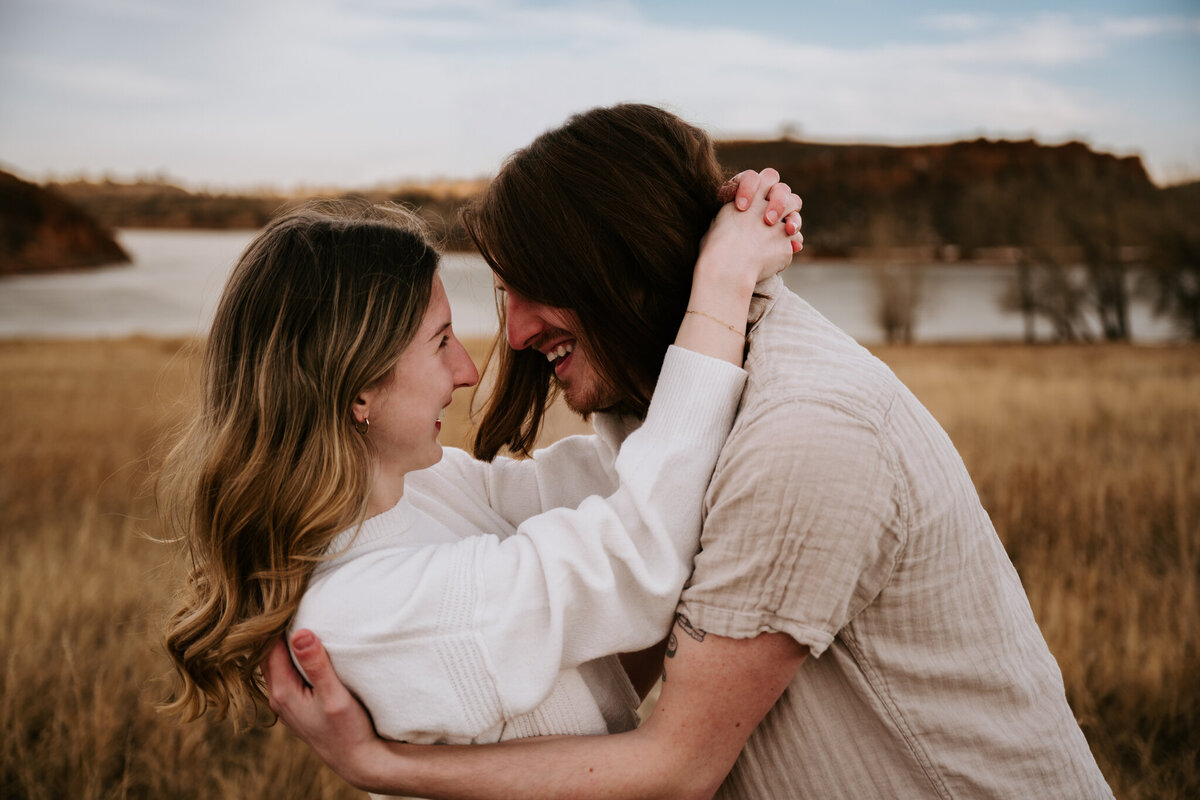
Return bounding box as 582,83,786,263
692,249,760,299
684,308,743,337
336,738,407,794
686,263,755,337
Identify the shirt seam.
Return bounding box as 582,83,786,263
679,599,836,652
700,391,906,648
839,395,950,798
841,390,909,628
842,628,955,799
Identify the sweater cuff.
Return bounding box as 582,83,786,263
639,345,746,451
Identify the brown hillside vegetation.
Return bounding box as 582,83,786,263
716,137,1168,258
48,138,1197,260
0,337,1197,798
48,179,291,231
0,170,129,275
50,179,483,251
715,139,1199,341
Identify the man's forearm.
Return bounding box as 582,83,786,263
356,726,706,800
267,620,806,800
347,618,807,800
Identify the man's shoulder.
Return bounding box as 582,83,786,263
741,286,899,424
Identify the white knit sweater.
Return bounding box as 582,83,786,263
292,346,745,744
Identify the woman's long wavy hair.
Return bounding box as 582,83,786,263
159,199,439,727
462,103,727,459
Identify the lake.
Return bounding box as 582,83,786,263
0,229,1178,343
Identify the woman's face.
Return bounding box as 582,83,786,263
356,276,479,478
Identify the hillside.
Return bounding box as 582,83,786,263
50,180,480,250
48,179,290,231
716,137,1171,258
47,138,1196,260
0,170,129,275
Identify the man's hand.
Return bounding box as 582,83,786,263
719,168,803,252
262,630,381,788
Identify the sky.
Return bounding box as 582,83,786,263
1,0,1198,190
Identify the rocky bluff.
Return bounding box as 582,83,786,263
0,170,129,275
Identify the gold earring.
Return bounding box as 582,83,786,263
354,417,369,435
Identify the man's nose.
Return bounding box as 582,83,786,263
504,292,545,351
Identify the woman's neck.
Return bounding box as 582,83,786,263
366,463,406,518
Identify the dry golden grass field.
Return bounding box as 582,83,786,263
1,337,1197,799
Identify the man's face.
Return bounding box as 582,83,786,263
494,276,619,415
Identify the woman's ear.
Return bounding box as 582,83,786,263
352,395,370,425
355,373,390,425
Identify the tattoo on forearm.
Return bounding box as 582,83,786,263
662,614,707,682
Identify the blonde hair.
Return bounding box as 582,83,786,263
160,200,439,726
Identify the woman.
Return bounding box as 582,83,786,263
162,187,799,744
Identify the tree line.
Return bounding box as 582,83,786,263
717,137,1200,342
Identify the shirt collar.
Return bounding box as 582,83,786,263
748,274,785,335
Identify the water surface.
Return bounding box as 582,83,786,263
0,229,1176,343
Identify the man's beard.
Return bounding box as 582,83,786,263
555,371,621,417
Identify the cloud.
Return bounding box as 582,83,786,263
2,0,1195,186
922,13,997,34
17,57,182,102
1099,15,1200,38
382,8,1104,142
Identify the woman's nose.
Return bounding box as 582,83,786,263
454,342,479,389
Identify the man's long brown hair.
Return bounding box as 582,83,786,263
463,104,726,460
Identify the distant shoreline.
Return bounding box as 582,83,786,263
42,136,1198,265
2,230,1183,344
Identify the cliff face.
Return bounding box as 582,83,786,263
715,138,1171,258
0,170,130,275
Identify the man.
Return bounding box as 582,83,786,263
266,104,1113,799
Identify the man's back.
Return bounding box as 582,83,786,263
679,276,1112,799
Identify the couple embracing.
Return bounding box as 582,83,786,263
163,104,1111,799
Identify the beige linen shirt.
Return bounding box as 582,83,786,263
678,276,1113,799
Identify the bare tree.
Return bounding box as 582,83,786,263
1066,203,1132,342
873,263,924,343
1143,227,1200,340
1002,197,1092,342
864,214,926,343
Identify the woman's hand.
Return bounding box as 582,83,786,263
720,168,804,253
262,630,384,790
678,170,800,366
700,170,803,288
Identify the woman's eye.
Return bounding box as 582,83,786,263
439,335,450,349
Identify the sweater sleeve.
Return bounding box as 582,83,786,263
418,430,622,537
469,346,745,718
302,347,746,740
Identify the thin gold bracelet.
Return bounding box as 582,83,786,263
685,308,744,337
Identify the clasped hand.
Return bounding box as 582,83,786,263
708,167,803,285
